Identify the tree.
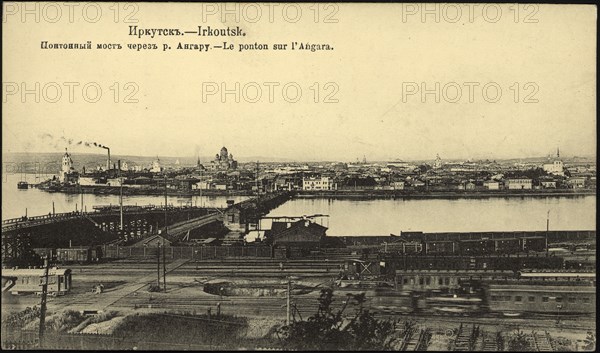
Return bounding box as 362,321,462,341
496,331,505,351
508,329,534,352
583,331,596,351
276,289,398,350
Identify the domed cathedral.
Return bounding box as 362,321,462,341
210,146,238,170
220,146,229,160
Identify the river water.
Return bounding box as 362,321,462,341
264,196,596,236
1,174,249,220
3,174,596,235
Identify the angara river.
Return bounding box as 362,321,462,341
3,174,596,235
1,174,249,220
264,195,596,236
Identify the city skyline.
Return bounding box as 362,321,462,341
3,120,596,161
3,145,595,165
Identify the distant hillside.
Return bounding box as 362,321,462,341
2,152,193,173
2,152,298,173
2,152,594,174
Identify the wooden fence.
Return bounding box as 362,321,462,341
2,330,217,350
102,245,272,260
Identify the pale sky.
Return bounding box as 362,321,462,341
2,3,597,161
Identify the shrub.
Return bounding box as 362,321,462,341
507,329,534,352
147,284,161,292
3,306,41,330
276,289,399,350
47,310,86,332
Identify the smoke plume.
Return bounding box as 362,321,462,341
39,133,109,151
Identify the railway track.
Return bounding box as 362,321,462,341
70,259,347,270
533,331,556,352
45,278,594,333
109,293,335,318
480,331,499,351
399,326,426,351
401,313,592,332
453,323,478,351
70,261,347,281
29,284,591,353
87,286,594,332
35,259,596,337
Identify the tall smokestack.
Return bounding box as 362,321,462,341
107,148,111,171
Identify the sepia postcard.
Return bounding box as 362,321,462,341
1,2,597,351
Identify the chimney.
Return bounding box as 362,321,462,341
107,148,111,170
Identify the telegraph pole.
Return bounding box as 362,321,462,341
256,161,260,198
157,242,161,287
163,240,167,292
163,175,168,291
286,277,291,326
119,163,124,234
38,256,50,348
546,210,550,256
164,175,168,233
199,170,203,207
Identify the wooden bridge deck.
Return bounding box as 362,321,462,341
160,212,223,238
1,206,224,233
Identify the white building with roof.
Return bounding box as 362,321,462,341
59,149,76,183
543,148,565,176
303,176,336,190
507,178,533,190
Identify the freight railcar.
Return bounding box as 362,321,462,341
381,241,422,254
421,236,547,256
458,239,496,255
56,246,102,264
423,241,456,255
32,248,56,261
384,254,564,272
2,267,72,296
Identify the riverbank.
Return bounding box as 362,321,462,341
36,185,256,197
295,189,596,200
31,185,596,199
